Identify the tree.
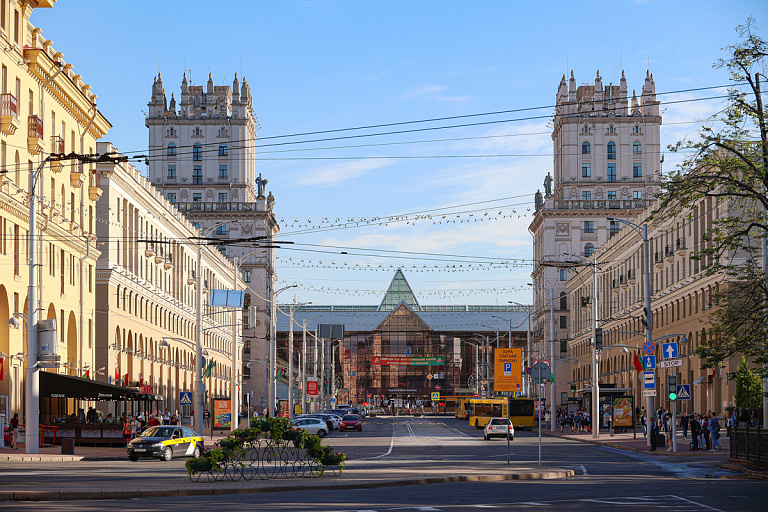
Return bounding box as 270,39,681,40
653,19,768,378
734,356,763,410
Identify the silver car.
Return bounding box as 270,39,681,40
292,417,329,437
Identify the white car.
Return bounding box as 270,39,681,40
291,417,329,437
483,417,514,440
323,414,342,430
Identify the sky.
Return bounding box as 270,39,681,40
32,0,762,308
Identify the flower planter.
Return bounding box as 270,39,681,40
219,439,239,450
188,460,213,472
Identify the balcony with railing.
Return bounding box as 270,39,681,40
174,201,260,213
70,161,86,188
88,170,102,200
676,238,687,256
664,245,675,260
654,251,664,268
50,136,65,173
0,93,19,135
550,198,654,211
27,115,44,154
627,269,636,284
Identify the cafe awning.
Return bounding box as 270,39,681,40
40,371,143,401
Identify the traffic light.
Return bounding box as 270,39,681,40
594,328,603,351
668,374,678,400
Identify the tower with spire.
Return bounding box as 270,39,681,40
529,69,663,414
146,70,278,406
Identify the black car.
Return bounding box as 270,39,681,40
127,426,204,461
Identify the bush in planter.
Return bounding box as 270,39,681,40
250,418,270,431
185,448,229,476
218,438,240,450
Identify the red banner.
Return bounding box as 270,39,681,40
0,357,4,381
306,381,319,396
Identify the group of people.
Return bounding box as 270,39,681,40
556,408,591,433
121,410,182,444
644,407,723,452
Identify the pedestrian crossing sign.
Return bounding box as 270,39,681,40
676,384,691,400
179,391,193,405
431,392,440,400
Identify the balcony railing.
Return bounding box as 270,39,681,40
654,252,664,264
550,199,654,211
676,238,687,251
51,135,65,154
0,93,18,118
664,245,675,259
174,201,259,213
28,115,43,139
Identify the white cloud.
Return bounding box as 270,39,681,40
401,84,446,99
297,159,391,187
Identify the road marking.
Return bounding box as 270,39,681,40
578,464,588,476
357,423,395,460
671,496,726,512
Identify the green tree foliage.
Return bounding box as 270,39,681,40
734,356,763,409
653,20,768,378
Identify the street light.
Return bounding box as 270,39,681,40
529,282,557,432
269,285,298,415
295,314,322,413
607,216,654,446
278,300,311,417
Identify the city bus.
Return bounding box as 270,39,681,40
454,398,472,420
468,398,507,428
508,397,535,430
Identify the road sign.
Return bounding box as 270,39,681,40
662,342,678,359
481,390,487,398
513,391,522,398
494,348,522,392
659,358,683,369
439,373,444,379
404,346,413,356
531,361,550,384
435,385,441,391
427,374,433,380
643,355,656,370
642,341,655,355
642,389,657,397
643,371,655,389
330,398,336,403
179,392,193,405
306,381,319,396
431,392,440,400
676,384,691,400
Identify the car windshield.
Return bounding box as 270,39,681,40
490,418,510,425
342,415,359,421
140,426,176,438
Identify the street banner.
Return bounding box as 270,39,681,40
306,381,319,396
494,348,522,392
371,356,445,366
213,399,231,428
612,396,634,428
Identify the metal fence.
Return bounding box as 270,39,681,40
729,426,768,463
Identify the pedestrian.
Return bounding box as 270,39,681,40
130,415,140,439
163,410,171,425
680,412,688,440
9,413,19,450
650,417,660,451
664,413,673,451
689,416,700,450
709,412,722,451
123,416,132,445
700,414,711,451
641,411,647,438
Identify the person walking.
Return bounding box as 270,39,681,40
700,414,711,451
709,412,722,451
650,417,660,451
664,412,674,451
8,413,19,450
680,412,689,440
689,415,700,450
641,411,647,439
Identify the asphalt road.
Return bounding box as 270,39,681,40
1,416,764,511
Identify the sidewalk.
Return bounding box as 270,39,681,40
544,427,730,456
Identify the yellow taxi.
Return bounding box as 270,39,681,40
127,426,204,461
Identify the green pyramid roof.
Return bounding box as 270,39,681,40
379,269,421,312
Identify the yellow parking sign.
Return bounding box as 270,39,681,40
431,392,440,400
494,348,522,392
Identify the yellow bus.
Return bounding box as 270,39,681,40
508,398,535,430
454,398,472,420
468,398,507,428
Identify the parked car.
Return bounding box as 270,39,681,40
291,417,329,437
340,414,363,432
127,426,204,461
483,417,514,440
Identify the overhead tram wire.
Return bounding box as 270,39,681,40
113,83,743,158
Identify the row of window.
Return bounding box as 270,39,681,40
167,142,228,158
166,192,230,204
167,164,228,181
581,191,645,201
581,141,642,156
581,163,642,180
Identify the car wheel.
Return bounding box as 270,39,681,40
511,436,514,441
192,445,201,458
129,456,139,462
318,429,327,438
162,447,173,461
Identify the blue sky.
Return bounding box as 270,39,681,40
33,1,762,308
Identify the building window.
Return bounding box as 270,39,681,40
219,143,228,156
583,221,595,233
192,193,202,202
583,125,589,134
167,193,176,203
193,165,202,184
633,191,643,199
582,191,591,201
559,292,567,310
560,315,567,329
582,163,591,178
584,243,594,257
218,193,227,203
609,220,620,237
167,143,176,156
582,141,590,154
634,126,640,134
633,164,642,177
607,142,616,160
559,269,568,281
633,141,641,153
216,224,227,235
607,164,616,182
167,164,176,179
607,191,616,200
193,143,202,161
219,164,228,179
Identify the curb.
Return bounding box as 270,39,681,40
0,469,575,501
542,431,729,457
0,455,126,462
717,461,768,481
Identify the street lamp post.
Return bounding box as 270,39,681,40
286,301,311,418
299,315,321,415
508,303,533,397
269,285,297,416
608,216,654,445
530,283,557,432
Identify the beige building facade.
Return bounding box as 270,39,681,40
0,0,111,422
94,142,242,414
566,195,744,415
528,70,663,410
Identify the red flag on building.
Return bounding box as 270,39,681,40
123,373,129,386
633,353,644,372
